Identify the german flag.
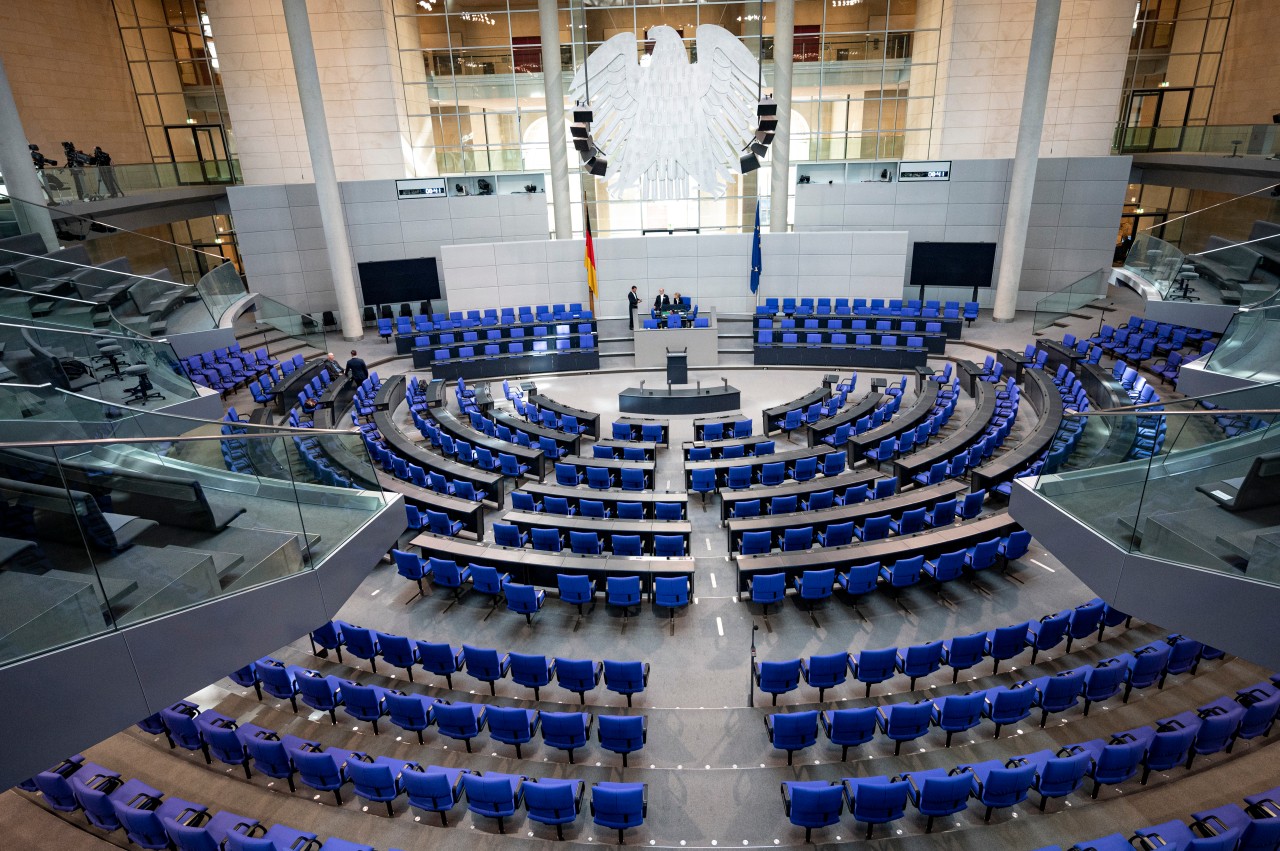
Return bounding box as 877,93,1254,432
584,207,598,300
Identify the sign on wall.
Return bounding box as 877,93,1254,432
396,177,448,199
898,161,952,182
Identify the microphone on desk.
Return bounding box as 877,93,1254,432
639,380,645,390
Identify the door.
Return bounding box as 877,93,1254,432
163,124,234,184
1118,88,1192,153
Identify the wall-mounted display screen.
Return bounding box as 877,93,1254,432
898,160,952,181
909,241,996,289
357,257,441,305
396,177,447,199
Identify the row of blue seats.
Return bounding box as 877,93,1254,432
21,755,384,851
610,420,671,442
756,297,977,321
743,529,1027,611
824,383,957,452
307,619,650,704
411,411,531,479
726,477,925,521
688,439,777,461
759,318,951,334
511,492,684,519
375,448,485,504
1040,784,1280,851
509,397,590,437
139,700,649,841
184,346,287,395
422,336,596,363
552,462,652,490
765,636,1226,766
493,522,690,558
737,490,990,554
780,675,1277,843
757,331,932,349
693,453,849,495
642,315,709,329
392,550,688,623
399,321,595,348
293,434,355,490
384,304,594,334
865,380,1012,476
755,598,1133,702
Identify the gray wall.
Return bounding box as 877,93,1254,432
794,156,1132,311
441,231,909,319
227,181,550,315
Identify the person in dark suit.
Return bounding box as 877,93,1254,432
344,349,369,386
653,289,670,312
627,285,640,329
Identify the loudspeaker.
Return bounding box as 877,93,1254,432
740,153,761,173
749,141,769,157
570,123,590,139
587,155,608,176
574,107,594,123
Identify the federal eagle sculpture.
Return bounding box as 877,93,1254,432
570,24,761,201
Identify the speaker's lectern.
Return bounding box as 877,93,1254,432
666,348,688,386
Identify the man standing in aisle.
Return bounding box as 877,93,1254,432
627,285,640,330
653,288,670,312
344,349,368,387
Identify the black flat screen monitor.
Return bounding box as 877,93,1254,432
910,242,997,292
357,257,441,306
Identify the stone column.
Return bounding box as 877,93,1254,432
768,0,795,233
0,55,59,252
282,0,363,340
992,0,1062,322
539,0,572,239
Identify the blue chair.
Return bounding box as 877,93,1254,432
620,468,646,491
924,498,957,527
556,657,603,703
856,514,891,541
727,466,754,489
740,530,773,555
985,622,1030,675
429,557,471,600
347,753,415,817
964,757,1036,821
391,549,432,602
606,575,642,617
1064,599,1107,652
554,463,582,486
308,620,345,661
943,632,987,683
290,745,353,805
852,647,897,697
781,781,844,843
923,549,965,585
766,710,819,765
653,576,690,629
895,641,944,690
1081,660,1129,715
964,538,1000,575
1190,801,1280,849
570,530,603,555
749,572,787,615
522,778,585,841
557,574,597,615
587,466,615,489
794,568,835,614
817,521,854,547
820,706,878,760
902,767,975,832
434,702,488,752
494,522,529,548
487,706,540,758
386,692,440,745
598,715,647,767
654,535,686,557
755,659,802,706
542,711,592,763
462,644,511,695
1024,748,1093,811
800,652,849,702
930,691,987,747
241,735,312,793
254,658,301,712
505,582,546,624
603,659,650,707
837,563,879,604
1134,821,1241,851
1127,723,1198,785
1120,641,1173,701
1025,611,1071,664
1029,669,1086,727
690,468,717,501
531,527,564,552
339,682,395,735
877,701,934,755
580,499,610,518
1078,735,1146,797
983,683,1036,738
544,496,574,516
509,652,555,700
417,640,464,688
780,526,813,552
1181,698,1245,767
425,509,463,537
590,782,647,845
471,565,512,610
843,776,910,840
612,534,643,556
463,772,525,834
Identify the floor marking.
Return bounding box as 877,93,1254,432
709,573,717,589
370,589,380,596
716,617,724,636
1029,558,1055,573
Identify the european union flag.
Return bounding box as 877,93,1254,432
750,201,762,295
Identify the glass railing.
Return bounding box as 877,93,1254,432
0,319,197,404
1032,381,1280,581
238,293,327,356
195,260,250,324
1031,269,1108,333
1121,232,1188,298
20,160,241,206
1116,123,1280,157
0,383,385,668
0,285,141,338
1202,302,1280,384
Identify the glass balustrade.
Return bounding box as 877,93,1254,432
1031,269,1108,333
1032,381,1280,582
0,383,385,667
19,161,241,206
1115,123,1280,158
1201,302,1280,384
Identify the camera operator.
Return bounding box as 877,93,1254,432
61,141,94,201
91,147,124,198
28,144,61,206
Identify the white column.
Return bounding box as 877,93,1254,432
992,0,1062,322
0,56,59,252
539,0,572,239
282,0,363,341
768,0,795,234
